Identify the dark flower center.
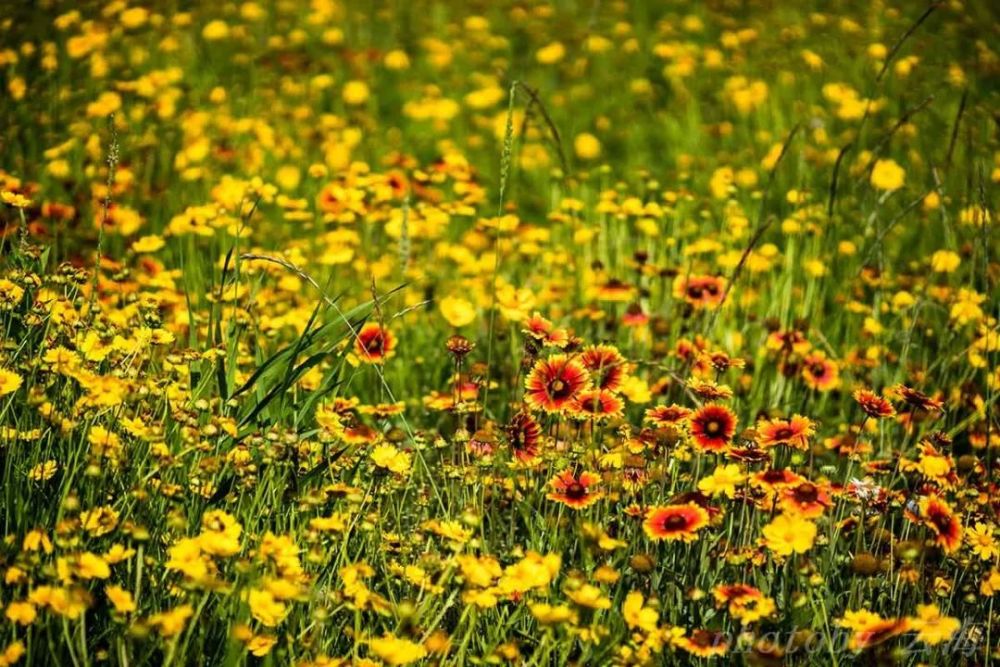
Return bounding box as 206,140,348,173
928,507,954,534
548,376,573,398
691,629,722,647
795,483,818,503
565,482,587,500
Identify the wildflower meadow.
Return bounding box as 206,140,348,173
0,1,998,665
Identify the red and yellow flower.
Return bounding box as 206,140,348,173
644,404,691,428
837,610,909,651
674,275,726,310
688,404,738,452
506,412,542,463
918,495,963,553
524,355,589,413
578,344,626,392
570,388,624,421
756,415,814,450
354,322,397,364
673,628,729,657
643,503,710,542
779,481,832,518
546,469,603,509
801,351,839,391
853,389,896,419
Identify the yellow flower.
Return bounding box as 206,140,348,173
104,544,136,565
23,530,53,554
368,634,427,665
801,49,823,70
5,601,36,626
950,288,985,325
697,464,745,498
76,552,111,579
439,295,476,327
908,604,960,646
594,564,619,584
619,375,651,404
566,584,611,610
732,594,776,624
762,513,817,556
497,552,561,594
455,554,502,588
246,634,277,657
465,85,504,109
929,249,960,273
149,604,194,637
623,592,659,632
0,191,31,208
246,589,288,627
574,133,602,160
424,519,472,546
29,586,87,619
371,444,412,475
119,7,149,29
309,513,349,533
0,279,24,310
959,205,991,226
80,506,119,536
966,523,997,561
0,641,24,667
202,20,230,40
275,165,301,190
105,585,136,613
870,159,905,191
536,41,566,64
165,537,211,581
0,369,22,396
28,460,58,482
47,159,70,179
85,91,122,118
530,602,577,625
891,290,915,311
982,568,1000,596
462,587,499,609
342,80,370,106
87,426,122,459
384,49,410,70
198,510,243,557
804,259,827,278
132,235,165,254
761,143,784,171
